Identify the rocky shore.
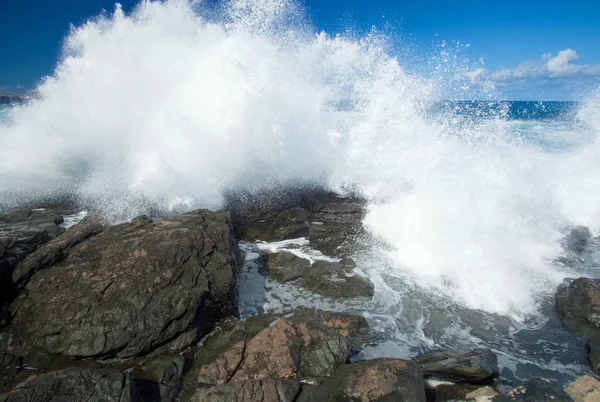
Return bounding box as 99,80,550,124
1,192,600,401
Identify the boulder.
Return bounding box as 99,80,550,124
265,252,310,283
0,367,138,402
12,219,104,290
556,278,600,344
585,341,600,375
467,386,499,400
415,349,499,383
230,311,349,381
497,378,573,401
117,355,186,402
189,378,300,402
10,210,241,359
191,310,371,388
298,260,374,299
565,375,600,402
0,208,67,321
296,358,426,402
231,191,365,257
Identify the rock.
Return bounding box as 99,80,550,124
265,252,310,283
415,349,499,383
189,378,300,402
10,210,241,359
190,310,371,388
556,277,600,344
298,260,374,299
585,341,600,375
497,378,573,401
117,355,186,402
12,219,104,290
230,311,349,381
565,227,592,254
467,386,498,400
296,358,426,402
231,190,365,257
426,382,484,401
0,208,67,320
0,367,138,402
565,375,600,402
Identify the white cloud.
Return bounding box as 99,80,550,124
466,49,600,85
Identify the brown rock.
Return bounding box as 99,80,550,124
297,358,426,402
565,375,600,402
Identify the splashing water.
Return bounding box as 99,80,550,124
1,0,600,329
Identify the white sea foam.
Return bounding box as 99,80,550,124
0,0,599,318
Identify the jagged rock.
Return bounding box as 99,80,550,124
296,358,426,402
12,219,104,290
265,252,310,283
556,277,600,344
298,260,374,299
230,311,348,381
565,375,600,402
467,386,499,400
117,355,186,402
189,378,300,402
10,210,241,359
191,310,371,388
585,341,600,375
0,327,77,394
0,367,138,402
232,191,365,256
495,378,573,401
0,208,67,321
415,349,498,383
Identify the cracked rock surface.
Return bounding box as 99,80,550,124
10,210,241,359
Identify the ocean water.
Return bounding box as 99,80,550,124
1,0,600,386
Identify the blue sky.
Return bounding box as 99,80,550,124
1,0,599,100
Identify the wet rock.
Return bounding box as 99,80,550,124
232,191,365,256
265,251,310,283
565,227,592,254
298,260,374,299
416,349,499,383
585,341,600,375
467,386,499,400
118,355,186,402
11,210,242,359
230,311,349,381
565,375,600,402
0,208,67,320
12,219,104,290
495,378,573,401
190,310,371,388
426,382,483,401
0,367,138,402
189,378,300,402
556,277,600,344
296,358,426,402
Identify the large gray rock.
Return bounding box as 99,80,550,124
10,210,241,358
0,367,138,402
556,277,600,344
415,348,499,383
297,358,426,402
0,208,67,323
